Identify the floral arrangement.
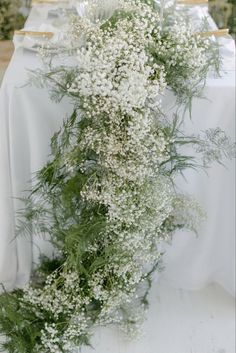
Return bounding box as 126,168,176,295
0,1,235,352
0,0,25,40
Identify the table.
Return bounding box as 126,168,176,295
0,2,235,297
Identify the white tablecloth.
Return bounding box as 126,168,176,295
0,3,235,298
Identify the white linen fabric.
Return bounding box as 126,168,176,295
161,72,235,296
0,4,235,299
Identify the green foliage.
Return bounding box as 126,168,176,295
0,289,43,353
227,0,236,36
0,0,25,40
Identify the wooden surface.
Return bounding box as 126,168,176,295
14,30,54,37
0,41,14,83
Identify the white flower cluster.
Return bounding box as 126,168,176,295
170,194,206,232
23,270,91,318
23,270,90,352
153,19,211,96
68,12,165,117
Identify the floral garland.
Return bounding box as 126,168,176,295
0,1,235,352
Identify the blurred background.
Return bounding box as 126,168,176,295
0,0,30,80
209,0,236,37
